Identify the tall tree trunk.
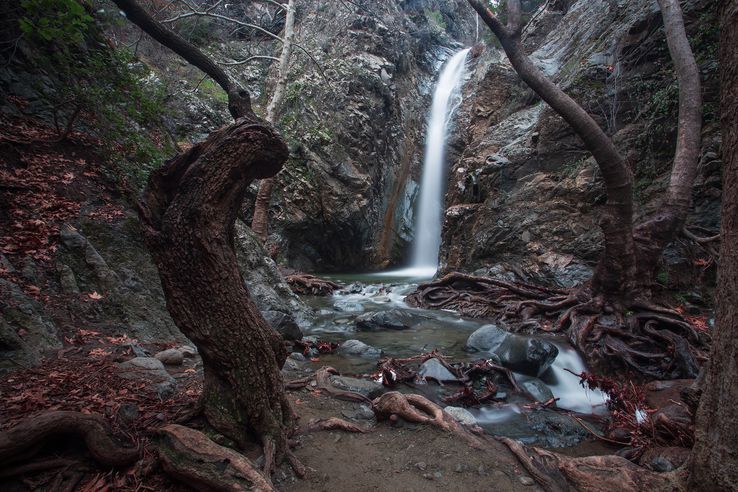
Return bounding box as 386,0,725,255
138,120,292,462
634,0,703,288
252,0,296,242
467,0,637,304
112,0,296,470
467,0,702,303
689,1,738,489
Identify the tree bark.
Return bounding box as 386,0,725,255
466,0,637,304
137,119,292,462
634,0,703,288
689,1,738,489
111,0,253,119
0,411,139,468
251,0,296,242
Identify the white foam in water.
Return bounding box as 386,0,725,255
548,344,608,414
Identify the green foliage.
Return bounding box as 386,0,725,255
424,9,447,31
656,269,669,285
198,78,229,104
18,0,173,191
19,0,93,44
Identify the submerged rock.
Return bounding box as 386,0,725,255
418,358,459,383
338,339,382,358
355,309,410,331
465,324,558,377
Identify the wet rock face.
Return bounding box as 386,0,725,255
238,0,476,271
465,324,558,377
233,220,313,340
440,0,720,287
355,309,411,331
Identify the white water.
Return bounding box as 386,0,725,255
547,344,609,414
407,48,470,277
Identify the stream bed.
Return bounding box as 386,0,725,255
296,273,609,449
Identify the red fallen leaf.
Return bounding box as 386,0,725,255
295,399,304,405
310,357,320,362
88,291,103,300
27,285,40,295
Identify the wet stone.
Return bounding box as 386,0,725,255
338,339,382,358
329,375,385,398
418,358,459,383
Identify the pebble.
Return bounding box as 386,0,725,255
520,476,535,486
415,462,427,471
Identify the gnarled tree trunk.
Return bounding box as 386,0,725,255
112,0,297,473
138,120,292,465
689,1,738,489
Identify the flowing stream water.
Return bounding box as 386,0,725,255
298,49,608,448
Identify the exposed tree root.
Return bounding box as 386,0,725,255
298,417,370,434
157,424,277,492
499,437,685,492
406,272,707,379
0,411,140,468
285,273,341,296
312,366,373,403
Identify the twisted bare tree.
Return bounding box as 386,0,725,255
111,0,303,484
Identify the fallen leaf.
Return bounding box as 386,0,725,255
88,291,103,300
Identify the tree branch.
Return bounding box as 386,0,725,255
111,0,253,120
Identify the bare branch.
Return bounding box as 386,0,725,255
221,55,280,66
161,3,331,84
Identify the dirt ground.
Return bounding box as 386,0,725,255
278,377,540,492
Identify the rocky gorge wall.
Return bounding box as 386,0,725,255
239,0,478,271
440,0,721,296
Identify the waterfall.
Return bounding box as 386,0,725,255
408,48,470,277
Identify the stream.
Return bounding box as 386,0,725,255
297,273,609,449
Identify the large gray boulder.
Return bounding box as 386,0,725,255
234,221,313,340
465,324,558,377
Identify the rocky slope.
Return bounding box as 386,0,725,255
440,0,720,295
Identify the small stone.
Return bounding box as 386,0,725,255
519,476,535,486
444,406,477,426
454,463,466,473
155,348,184,366
289,352,306,361
433,471,443,479
415,462,427,471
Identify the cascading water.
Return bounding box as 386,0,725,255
379,48,470,280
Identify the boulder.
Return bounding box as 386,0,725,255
418,358,459,383
338,339,382,358
261,310,302,341
118,356,176,399
155,348,184,366
355,309,410,331
465,324,558,377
